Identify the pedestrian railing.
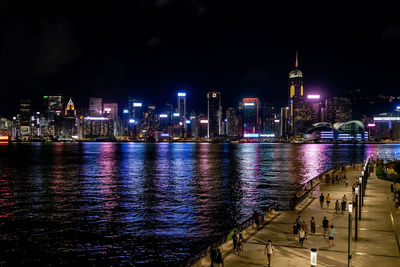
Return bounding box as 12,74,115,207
178,202,277,267
289,164,348,209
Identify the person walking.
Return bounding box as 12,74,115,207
302,221,309,239
236,233,244,254
253,210,260,228
310,217,316,234
296,215,301,229
210,247,217,267
329,225,335,247
341,195,347,215
326,194,331,208
264,240,274,267
299,227,306,247
293,223,299,240
232,230,238,254
335,200,340,214
322,216,329,237
319,193,325,208
215,248,224,267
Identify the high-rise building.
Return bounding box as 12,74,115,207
207,91,222,138
63,98,77,138
177,92,186,117
243,98,259,135
19,99,31,138
89,97,103,117
103,103,119,122
326,97,352,123
44,94,63,122
226,107,237,137
288,52,305,136
260,102,275,135
280,107,289,138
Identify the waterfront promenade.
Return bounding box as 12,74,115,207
199,165,400,266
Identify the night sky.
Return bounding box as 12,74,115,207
1,0,400,116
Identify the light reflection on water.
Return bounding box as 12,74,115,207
0,143,399,265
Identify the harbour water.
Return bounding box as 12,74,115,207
0,143,398,265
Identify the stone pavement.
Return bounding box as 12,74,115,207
219,165,400,267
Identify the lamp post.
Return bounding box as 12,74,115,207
311,248,317,267
358,178,362,219
355,187,359,240
348,202,353,267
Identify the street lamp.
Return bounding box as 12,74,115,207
355,187,359,240
348,202,353,267
311,248,317,267
358,178,362,218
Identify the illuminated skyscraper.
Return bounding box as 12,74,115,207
63,98,77,138
19,99,31,138
207,91,222,138
226,107,237,137
326,97,352,123
89,97,103,116
243,98,259,135
177,92,186,117
288,51,304,136
103,103,119,121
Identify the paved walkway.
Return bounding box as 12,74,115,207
219,165,400,267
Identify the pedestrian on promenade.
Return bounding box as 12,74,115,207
299,227,306,247
326,194,331,208
335,200,340,214
296,215,301,229
332,176,335,184
210,247,217,267
232,230,238,254
253,211,260,228
215,248,224,267
341,194,347,214
345,176,348,187
329,225,335,247
322,216,329,237
310,217,316,234
302,221,308,239
319,193,325,208
264,240,274,267
293,224,299,240
236,232,244,254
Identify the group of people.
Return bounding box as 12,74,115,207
320,193,348,215
292,215,336,247
210,247,224,267
232,230,244,255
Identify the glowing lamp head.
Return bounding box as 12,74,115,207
129,119,135,123
348,203,353,213
160,114,168,118
359,177,362,184
178,92,186,97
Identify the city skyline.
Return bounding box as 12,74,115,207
2,1,400,116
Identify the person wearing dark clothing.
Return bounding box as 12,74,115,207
215,249,224,267
322,217,329,236
293,224,299,240
210,247,217,267
232,231,238,254
310,217,316,234
253,211,260,227
319,193,325,208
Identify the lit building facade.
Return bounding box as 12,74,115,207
207,91,222,138
63,98,77,138
326,97,352,124
89,97,103,117
243,98,259,136
288,52,304,136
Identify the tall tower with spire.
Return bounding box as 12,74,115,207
288,51,305,136
63,98,77,138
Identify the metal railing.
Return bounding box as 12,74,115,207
289,164,348,209
178,202,277,267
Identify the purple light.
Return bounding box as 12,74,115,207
161,133,170,137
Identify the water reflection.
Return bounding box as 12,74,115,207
1,143,400,265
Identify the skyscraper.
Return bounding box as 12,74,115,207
226,107,237,137
19,99,31,138
177,92,186,117
63,98,77,138
207,91,222,138
243,98,259,135
288,51,304,136
326,97,352,123
89,97,103,117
